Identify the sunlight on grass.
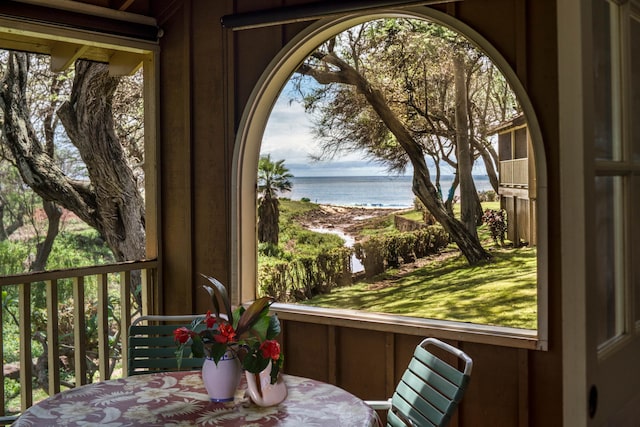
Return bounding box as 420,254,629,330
274,199,538,330
302,247,537,329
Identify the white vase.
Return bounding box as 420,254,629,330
245,361,287,407
201,351,241,402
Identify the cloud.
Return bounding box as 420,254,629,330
261,90,388,174
261,98,320,164
260,81,487,178
285,160,404,177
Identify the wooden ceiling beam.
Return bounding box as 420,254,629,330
221,0,461,30
50,41,88,72
108,51,144,76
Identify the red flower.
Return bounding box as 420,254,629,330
214,323,237,344
260,340,281,361
205,310,216,329
173,327,194,344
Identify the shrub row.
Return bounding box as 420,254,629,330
353,226,450,278
258,226,450,301
258,247,352,302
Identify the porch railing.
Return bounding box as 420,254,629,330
0,260,157,418
499,158,529,186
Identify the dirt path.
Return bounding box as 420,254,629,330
296,204,407,236
294,203,461,286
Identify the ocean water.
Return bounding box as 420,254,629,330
284,175,492,208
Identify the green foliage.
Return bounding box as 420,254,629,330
290,229,344,254
258,247,351,302
0,229,113,276
260,199,536,329
478,190,498,202
45,230,115,270
1,288,20,364
258,242,285,258
257,154,293,198
482,209,507,246
353,239,385,278
0,241,29,276
3,378,19,401
353,226,449,278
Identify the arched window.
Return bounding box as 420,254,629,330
233,8,548,350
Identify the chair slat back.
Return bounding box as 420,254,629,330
128,315,205,376
388,338,472,427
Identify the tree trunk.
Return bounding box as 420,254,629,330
258,196,279,245
444,173,460,216
29,75,64,272
0,195,25,241
453,51,480,237
473,138,500,193
299,52,491,264
0,53,145,264
30,200,61,272
1,52,145,306
57,60,146,262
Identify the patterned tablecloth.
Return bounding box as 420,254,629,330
14,372,378,426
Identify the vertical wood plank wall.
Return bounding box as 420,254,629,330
156,0,564,425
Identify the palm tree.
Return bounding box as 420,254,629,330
257,154,293,245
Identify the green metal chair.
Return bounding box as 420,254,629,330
127,314,207,376
367,338,473,427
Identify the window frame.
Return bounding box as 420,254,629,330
231,7,549,350
592,0,640,356
0,11,160,269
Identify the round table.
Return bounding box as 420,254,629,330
14,371,378,426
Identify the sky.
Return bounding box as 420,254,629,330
260,81,488,178
260,82,403,177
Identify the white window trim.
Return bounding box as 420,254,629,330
231,7,548,350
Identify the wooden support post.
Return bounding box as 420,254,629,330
46,279,60,395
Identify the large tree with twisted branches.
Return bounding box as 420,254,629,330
0,52,145,269
291,19,523,264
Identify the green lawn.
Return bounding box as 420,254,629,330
273,199,538,330
302,246,537,329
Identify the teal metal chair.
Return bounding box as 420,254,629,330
367,338,473,427
127,314,207,376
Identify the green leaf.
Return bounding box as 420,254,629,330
270,353,285,384
242,350,270,374
248,314,270,342
210,343,229,365
266,314,281,340
191,336,204,358
235,297,273,337
231,306,245,330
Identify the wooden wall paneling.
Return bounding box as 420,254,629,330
514,0,527,86
233,0,284,127
281,321,329,381
452,0,518,76
518,349,530,427
520,2,562,425
385,333,395,397
281,0,315,45
190,0,233,312
327,325,337,383
159,2,194,314
460,343,521,427
528,348,563,426
336,328,388,399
